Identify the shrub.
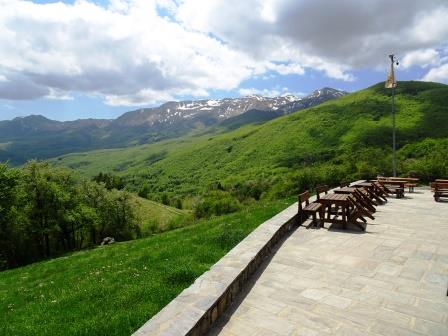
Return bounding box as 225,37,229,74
217,223,244,249
194,190,241,218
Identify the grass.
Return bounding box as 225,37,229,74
0,198,292,336
131,195,192,234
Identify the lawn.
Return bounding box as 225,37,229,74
132,195,193,234
0,198,292,336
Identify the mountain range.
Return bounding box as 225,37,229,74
53,81,448,197
0,87,346,164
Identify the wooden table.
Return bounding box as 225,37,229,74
379,178,417,192
335,186,377,213
353,182,373,188
334,187,358,194
378,181,405,198
317,194,352,230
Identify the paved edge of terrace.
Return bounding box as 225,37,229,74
132,180,365,336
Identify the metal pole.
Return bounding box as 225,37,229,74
392,86,396,177
389,54,397,177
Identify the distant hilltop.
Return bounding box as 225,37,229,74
0,88,347,164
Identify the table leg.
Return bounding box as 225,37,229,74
342,204,347,230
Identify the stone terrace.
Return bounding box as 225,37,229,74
210,188,448,336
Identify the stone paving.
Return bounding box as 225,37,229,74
210,188,448,336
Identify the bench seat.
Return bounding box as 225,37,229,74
303,202,322,212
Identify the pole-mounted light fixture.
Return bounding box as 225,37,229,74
385,54,398,177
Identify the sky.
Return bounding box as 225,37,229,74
0,0,447,121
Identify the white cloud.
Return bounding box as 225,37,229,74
0,0,447,106
238,87,281,97
45,88,74,101
401,49,440,68
177,0,448,74
422,63,448,83
238,86,305,98
0,0,260,105
267,63,305,76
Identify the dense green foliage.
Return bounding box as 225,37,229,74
55,81,448,204
92,172,125,190
0,162,141,269
0,198,291,336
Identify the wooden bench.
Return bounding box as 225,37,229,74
378,177,419,192
378,180,405,198
433,182,448,202
298,191,323,227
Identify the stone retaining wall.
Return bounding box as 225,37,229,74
133,181,364,336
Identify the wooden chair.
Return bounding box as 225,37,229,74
347,197,374,231
349,196,375,221
353,189,376,213
373,181,391,197
298,191,323,227
315,185,329,200
371,182,388,202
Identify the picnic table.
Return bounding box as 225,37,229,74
378,177,419,192
433,182,448,202
334,187,358,194
335,186,377,213
376,180,405,199
317,193,365,231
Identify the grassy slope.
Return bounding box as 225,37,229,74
132,195,191,233
55,81,448,195
0,198,292,336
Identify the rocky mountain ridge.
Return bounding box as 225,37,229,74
0,87,347,164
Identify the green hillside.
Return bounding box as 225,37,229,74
0,198,290,336
55,81,448,201
132,195,192,235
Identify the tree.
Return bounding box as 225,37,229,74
0,161,139,269
92,172,125,190
103,190,140,240
0,163,23,269
22,161,77,258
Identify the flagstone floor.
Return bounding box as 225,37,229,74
209,188,448,336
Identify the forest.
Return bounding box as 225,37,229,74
0,161,139,269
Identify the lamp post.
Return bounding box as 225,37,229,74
386,54,398,177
